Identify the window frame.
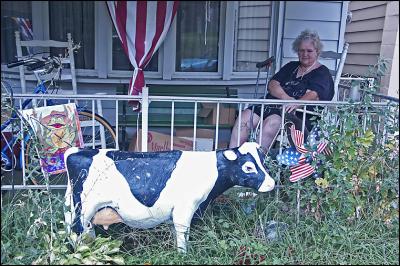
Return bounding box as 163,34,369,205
0,1,99,78
229,1,279,79
168,1,226,80
45,1,99,77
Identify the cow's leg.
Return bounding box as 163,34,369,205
79,219,96,240
85,226,96,239
173,223,190,253
64,179,74,234
172,207,194,253
80,201,100,239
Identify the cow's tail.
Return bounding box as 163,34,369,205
63,147,79,235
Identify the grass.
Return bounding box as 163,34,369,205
1,188,399,265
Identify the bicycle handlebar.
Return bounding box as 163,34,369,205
7,58,39,68
26,61,47,71
7,56,61,73
256,56,275,69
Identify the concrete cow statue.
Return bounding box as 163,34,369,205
63,142,275,252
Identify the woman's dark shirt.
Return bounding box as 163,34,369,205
267,61,334,101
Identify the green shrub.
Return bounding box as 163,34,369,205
281,58,399,225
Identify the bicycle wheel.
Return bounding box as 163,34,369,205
1,80,14,124
78,110,117,149
25,110,117,185
1,80,17,172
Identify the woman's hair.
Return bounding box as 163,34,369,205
292,29,323,56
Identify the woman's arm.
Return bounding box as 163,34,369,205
268,80,295,100
286,89,319,113
299,90,319,101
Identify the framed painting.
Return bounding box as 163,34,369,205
21,103,83,175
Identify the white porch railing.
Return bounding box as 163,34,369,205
1,87,398,192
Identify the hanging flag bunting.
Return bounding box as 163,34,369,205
107,1,179,111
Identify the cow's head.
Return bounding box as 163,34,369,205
222,142,275,192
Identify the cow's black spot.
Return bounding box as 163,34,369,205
106,150,182,207
66,149,99,234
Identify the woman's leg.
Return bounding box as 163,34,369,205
260,114,282,152
229,109,260,148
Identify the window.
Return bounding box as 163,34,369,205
111,27,158,71
1,1,280,84
175,1,220,72
233,1,272,72
1,1,32,64
49,1,95,69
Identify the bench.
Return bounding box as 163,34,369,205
117,85,238,149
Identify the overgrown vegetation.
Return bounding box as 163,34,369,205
1,59,399,264
1,188,399,265
292,58,399,225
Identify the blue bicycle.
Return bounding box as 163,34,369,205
1,54,117,185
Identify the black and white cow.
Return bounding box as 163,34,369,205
63,142,275,252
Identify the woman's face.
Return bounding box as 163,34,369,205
297,39,318,67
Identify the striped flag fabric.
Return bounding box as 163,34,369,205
11,16,33,41
290,124,309,154
107,1,179,111
277,125,331,182
289,161,315,182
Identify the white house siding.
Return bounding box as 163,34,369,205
386,29,398,98
379,1,399,97
343,1,388,76
235,1,272,71
280,1,346,71
344,1,399,97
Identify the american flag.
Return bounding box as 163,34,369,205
11,17,33,41
277,125,331,182
107,1,179,111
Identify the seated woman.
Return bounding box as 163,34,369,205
229,29,334,152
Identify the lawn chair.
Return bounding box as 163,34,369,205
15,31,78,95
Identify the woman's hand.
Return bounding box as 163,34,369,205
286,103,300,114
283,95,298,113
286,90,319,114
268,80,298,113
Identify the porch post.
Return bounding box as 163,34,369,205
141,86,149,152
15,31,26,94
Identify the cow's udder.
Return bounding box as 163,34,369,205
92,207,123,230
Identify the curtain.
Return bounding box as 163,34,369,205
175,1,219,72
107,1,179,110
49,1,95,69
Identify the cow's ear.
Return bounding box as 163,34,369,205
223,150,237,161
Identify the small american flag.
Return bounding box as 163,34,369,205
11,17,33,41
9,16,34,55
277,125,331,182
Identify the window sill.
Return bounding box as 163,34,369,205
72,77,267,86
1,66,268,86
